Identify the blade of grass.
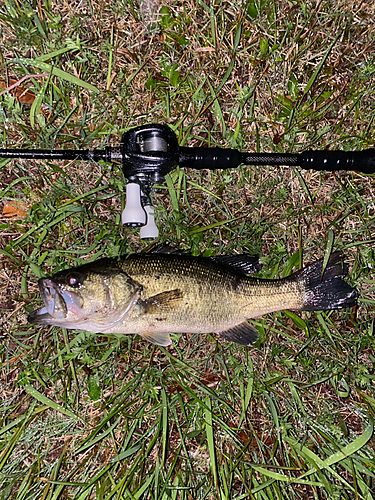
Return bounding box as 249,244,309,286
0,425,26,472
321,229,335,277
238,356,254,427
204,395,219,493
15,58,99,92
287,34,340,130
24,384,83,422
189,216,245,235
251,466,323,486
161,387,168,467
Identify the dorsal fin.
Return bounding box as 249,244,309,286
209,255,262,275
149,245,261,275
148,244,186,255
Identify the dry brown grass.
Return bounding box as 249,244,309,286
0,0,375,498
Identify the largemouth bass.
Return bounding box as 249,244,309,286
28,250,358,346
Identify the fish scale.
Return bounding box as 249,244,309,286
122,254,303,315
28,251,358,347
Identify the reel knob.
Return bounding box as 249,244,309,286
140,205,158,239
121,183,146,227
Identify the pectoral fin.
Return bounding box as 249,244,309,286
217,322,259,346
144,289,183,314
140,331,172,346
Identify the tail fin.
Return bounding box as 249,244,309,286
295,252,358,311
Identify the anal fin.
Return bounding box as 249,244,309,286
140,331,172,346
217,322,259,346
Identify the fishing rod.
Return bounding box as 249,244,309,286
1,123,374,238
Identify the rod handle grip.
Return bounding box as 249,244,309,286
179,147,241,170
301,149,375,174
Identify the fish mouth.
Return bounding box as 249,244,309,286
28,278,83,325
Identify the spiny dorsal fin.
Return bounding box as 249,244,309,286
144,289,183,314
149,245,261,275
209,255,262,275
148,244,187,255
217,322,259,346
140,331,172,346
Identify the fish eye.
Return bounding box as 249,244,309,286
66,273,82,288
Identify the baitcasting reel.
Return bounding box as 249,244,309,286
1,123,374,238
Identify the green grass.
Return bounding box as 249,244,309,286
1,0,375,498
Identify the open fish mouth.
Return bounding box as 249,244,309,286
28,278,83,325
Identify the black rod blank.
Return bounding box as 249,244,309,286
0,146,374,174
0,148,117,163
0,148,92,161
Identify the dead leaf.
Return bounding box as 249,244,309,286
2,201,28,219
0,78,36,105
